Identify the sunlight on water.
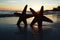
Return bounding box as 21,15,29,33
0,17,19,24
33,26,38,31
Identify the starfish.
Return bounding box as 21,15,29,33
14,5,33,27
30,6,53,31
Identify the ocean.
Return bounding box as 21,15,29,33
0,10,60,40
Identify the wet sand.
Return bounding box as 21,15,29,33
0,16,60,40
0,22,60,40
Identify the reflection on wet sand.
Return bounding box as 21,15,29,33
32,25,43,40
16,25,27,40
17,25,43,40
32,31,43,40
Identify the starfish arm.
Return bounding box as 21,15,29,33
43,16,53,23
39,6,44,15
17,17,22,25
30,8,37,16
30,17,37,26
14,12,34,18
22,5,28,14
26,14,34,18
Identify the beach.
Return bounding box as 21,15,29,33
0,0,60,40
0,15,60,40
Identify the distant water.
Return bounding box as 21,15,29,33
0,10,15,14
0,10,31,14
0,10,60,15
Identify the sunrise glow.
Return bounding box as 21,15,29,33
0,0,60,11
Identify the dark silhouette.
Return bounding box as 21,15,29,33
30,6,53,32
16,5,27,27
14,5,34,27
53,6,60,11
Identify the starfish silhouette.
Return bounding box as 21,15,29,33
30,6,53,31
14,5,33,27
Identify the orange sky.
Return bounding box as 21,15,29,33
0,0,60,11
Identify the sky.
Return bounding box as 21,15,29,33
0,0,60,11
